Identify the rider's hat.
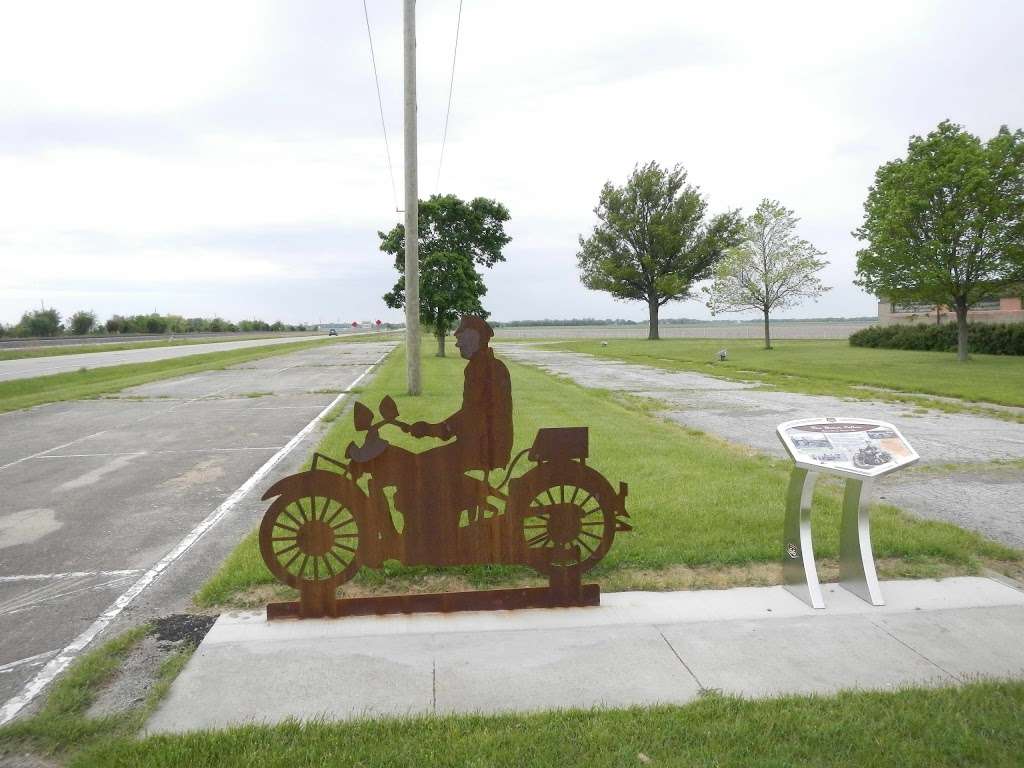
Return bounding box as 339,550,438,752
455,315,493,341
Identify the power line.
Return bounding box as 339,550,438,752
435,0,463,194
362,0,400,212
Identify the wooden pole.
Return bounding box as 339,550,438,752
403,0,421,394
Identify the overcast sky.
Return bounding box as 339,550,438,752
2,0,1022,326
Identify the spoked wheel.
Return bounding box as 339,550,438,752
512,461,619,576
259,491,361,591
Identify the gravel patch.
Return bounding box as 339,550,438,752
498,344,1024,550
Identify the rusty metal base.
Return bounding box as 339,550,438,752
267,583,600,621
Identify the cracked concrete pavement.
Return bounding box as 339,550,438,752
0,340,395,721
497,344,1024,550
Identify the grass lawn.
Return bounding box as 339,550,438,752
0,336,389,414
66,680,1024,768
551,338,1024,410
197,344,1019,608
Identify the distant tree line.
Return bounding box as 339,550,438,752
0,309,313,338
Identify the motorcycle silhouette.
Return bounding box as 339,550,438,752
258,395,630,617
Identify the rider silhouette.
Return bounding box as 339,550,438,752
408,315,513,473
350,315,512,561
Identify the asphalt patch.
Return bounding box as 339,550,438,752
150,614,217,647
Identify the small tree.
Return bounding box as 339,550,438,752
69,310,97,336
704,199,829,349
380,194,511,356
855,120,1024,361
384,251,488,356
577,162,743,340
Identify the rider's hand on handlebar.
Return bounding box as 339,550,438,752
409,421,429,438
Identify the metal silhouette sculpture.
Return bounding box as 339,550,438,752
258,316,630,619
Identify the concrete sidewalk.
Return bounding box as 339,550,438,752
147,577,1024,733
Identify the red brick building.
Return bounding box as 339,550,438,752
877,295,1024,325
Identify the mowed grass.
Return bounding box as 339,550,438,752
67,681,1024,768
553,338,1024,408
197,344,1017,607
0,337,375,414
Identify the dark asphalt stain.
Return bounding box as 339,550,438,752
150,614,217,647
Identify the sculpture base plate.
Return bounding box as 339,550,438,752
267,583,601,621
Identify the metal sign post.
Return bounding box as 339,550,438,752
777,417,918,609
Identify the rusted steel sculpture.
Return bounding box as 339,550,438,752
259,316,630,619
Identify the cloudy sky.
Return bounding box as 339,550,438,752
2,0,1022,326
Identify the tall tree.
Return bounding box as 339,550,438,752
577,162,742,340
704,199,830,349
855,120,1024,361
380,194,511,356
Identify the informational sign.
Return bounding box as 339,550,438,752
777,417,918,479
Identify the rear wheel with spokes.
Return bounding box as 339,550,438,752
511,461,618,576
259,491,361,590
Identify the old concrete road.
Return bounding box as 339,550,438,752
0,334,339,383
0,340,395,723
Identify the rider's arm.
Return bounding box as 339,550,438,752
410,416,457,440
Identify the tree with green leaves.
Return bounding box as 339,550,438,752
16,307,62,337
577,162,743,340
69,310,97,336
380,194,511,356
855,120,1024,361
704,199,829,349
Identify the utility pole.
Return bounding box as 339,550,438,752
403,0,421,394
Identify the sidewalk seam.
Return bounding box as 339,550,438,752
657,628,705,691
869,619,961,681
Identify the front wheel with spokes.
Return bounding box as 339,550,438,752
259,490,361,590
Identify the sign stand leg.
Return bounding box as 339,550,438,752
783,467,824,609
839,478,884,605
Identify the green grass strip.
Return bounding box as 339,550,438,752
0,337,365,414
72,681,1024,768
196,344,1017,607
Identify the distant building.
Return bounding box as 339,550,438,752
877,294,1024,325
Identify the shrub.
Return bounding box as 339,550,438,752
69,310,97,335
15,308,63,337
850,322,1024,356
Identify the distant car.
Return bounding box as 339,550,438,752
328,329,337,336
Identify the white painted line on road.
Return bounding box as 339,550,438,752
0,432,110,473
0,570,140,583
0,348,391,726
0,651,58,675
1,365,260,473
33,447,284,459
